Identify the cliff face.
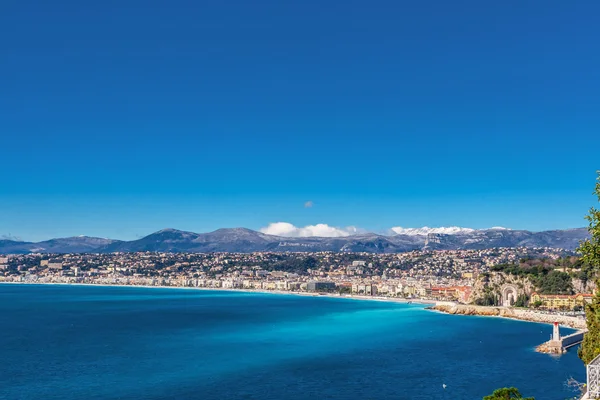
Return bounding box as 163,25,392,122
470,272,535,305
572,278,596,294
431,304,586,329
470,271,593,305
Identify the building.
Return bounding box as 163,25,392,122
306,281,336,292
430,287,458,301
222,278,242,289
346,265,364,275
429,286,472,303
351,283,378,296
530,292,593,310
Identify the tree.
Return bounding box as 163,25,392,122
483,387,534,400
338,286,351,295
579,171,600,365
532,270,574,295
513,294,529,308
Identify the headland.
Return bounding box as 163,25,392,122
431,303,587,329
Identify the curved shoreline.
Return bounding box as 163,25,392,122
1,282,585,329
0,281,436,305
431,303,587,329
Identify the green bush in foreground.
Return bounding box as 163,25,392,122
579,172,600,365
483,387,534,400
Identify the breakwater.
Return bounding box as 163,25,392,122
431,303,587,329
536,330,586,354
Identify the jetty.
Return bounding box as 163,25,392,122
536,322,586,354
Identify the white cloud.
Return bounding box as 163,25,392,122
260,222,358,237
304,201,314,208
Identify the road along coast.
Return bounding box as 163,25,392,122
430,303,587,329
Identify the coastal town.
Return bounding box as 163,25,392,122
0,246,588,310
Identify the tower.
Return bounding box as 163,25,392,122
553,322,560,341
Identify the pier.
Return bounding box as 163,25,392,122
536,322,586,354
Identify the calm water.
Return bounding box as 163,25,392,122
0,284,585,400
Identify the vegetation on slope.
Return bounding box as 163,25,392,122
490,261,575,295
579,172,600,365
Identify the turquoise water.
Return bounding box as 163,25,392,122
0,284,585,399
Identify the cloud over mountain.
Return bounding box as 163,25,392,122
259,222,358,237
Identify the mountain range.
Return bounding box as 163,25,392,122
0,227,590,254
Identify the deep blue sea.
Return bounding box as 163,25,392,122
0,284,586,400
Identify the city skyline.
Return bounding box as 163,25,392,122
2,1,600,241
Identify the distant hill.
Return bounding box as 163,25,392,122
0,227,590,254
0,236,119,254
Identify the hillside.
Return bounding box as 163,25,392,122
0,227,589,254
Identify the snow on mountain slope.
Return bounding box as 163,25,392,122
391,226,476,236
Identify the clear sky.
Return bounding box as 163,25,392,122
2,0,599,241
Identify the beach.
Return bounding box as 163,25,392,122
1,281,584,329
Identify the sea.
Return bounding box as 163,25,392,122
0,284,586,400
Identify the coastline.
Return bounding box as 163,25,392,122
431,303,587,330
0,281,437,305
1,281,586,329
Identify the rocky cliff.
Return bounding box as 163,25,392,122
470,272,535,305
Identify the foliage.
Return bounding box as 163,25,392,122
513,294,529,307
492,256,581,276
531,270,574,295
575,261,596,285
491,263,574,295
531,300,543,308
475,287,499,306
482,387,534,400
578,172,600,365
263,255,320,274
338,286,351,294
579,172,600,271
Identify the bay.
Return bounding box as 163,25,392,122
0,284,585,399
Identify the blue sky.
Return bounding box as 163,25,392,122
1,0,599,241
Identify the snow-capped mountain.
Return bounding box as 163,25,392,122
390,226,479,236
0,227,589,254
